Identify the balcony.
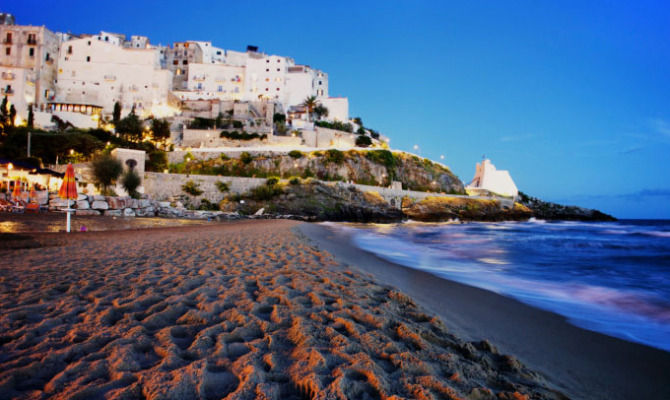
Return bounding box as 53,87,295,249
2,39,11,44
27,39,37,45
1,88,14,95
103,74,117,81
1,72,15,80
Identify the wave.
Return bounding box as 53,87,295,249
336,220,670,352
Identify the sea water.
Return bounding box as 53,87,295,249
331,219,670,352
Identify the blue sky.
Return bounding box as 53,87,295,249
5,1,670,218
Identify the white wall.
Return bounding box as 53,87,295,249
0,67,34,122
56,38,171,116
320,97,348,122
186,63,244,100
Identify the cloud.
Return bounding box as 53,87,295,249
618,145,644,155
499,134,535,142
650,118,670,138
559,188,670,202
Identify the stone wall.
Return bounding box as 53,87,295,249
144,172,268,203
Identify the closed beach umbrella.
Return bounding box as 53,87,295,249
58,164,78,232
29,186,36,202
12,180,22,200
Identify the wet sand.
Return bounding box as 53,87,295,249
0,220,564,399
298,223,670,400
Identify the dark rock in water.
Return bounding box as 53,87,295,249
226,181,404,223
402,196,533,222
518,192,616,221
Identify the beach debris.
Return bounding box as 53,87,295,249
254,207,265,216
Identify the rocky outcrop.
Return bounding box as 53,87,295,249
402,196,533,222
177,149,465,194
224,180,404,222
518,192,616,221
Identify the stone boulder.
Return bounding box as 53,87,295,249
107,197,125,209
91,200,109,210
104,209,122,217
123,208,136,217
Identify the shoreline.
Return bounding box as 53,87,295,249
296,222,670,400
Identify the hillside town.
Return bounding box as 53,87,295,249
0,11,542,222
0,12,377,150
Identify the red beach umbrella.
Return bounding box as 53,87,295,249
12,179,22,200
58,164,78,232
29,186,36,202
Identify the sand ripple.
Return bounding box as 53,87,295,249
0,220,565,399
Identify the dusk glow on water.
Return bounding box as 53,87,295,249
333,220,670,352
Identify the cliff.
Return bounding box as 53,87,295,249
171,149,465,194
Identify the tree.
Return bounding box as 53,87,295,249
355,135,372,147
314,104,329,121
8,105,16,127
27,104,34,128
353,117,363,127
182,180,203,196
151,118,170,145
116,111,143,141
91,153,123,194
113,101,121,126
301,96,318,121
121,169,141,198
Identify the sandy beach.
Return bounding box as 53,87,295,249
0,219,568,399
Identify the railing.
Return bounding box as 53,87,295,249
27,39,37,45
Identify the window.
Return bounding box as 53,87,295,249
218,85,223,92
104,36,109,41
27,33,37,45
29,48,35,57
277,68,280,72
87,41,91,46
276,88,280,91
68,45,72,54
266,68,269,72
45,53,50,61
266,59,269,63
5,47,10,56
265,88,269,91
86,56,91,62
173,60,178,65
277,59,281,63
318,81,322,85
183,60,188,65
5,33,11,43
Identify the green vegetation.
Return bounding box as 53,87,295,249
91,153,123,194
181,180,203,196
150,118,170,145
220,131,267,141
187,117,216,130
355,135,372,147
115,109,143,141
240,151,253,164
324,149,345,164
265,176,280,186
288,150,304,158
113,102,121,126
315,120,353,133
250,180,283,200
215,180,230,193
121,169,141,198
289,176,301,185
232,120,243,129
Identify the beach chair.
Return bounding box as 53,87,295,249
11,200,26,213
0,199,11,212
25,202,40,213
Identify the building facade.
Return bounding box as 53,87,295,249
55,38,171,116
0,22,60,118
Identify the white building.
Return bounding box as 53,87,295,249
0,20,60,118
466,159,519,198
55,37,172,117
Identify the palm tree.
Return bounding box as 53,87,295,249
314,104,329,121
301,96,318,122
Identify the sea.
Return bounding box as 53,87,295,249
328,219,670,352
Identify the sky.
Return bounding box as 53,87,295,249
5,1,670,218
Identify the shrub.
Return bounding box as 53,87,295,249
315,120,353,133
198,199,219,211
215,181,230,193
220,153,230,161
302,168,315,178
289,176,301,185
250,184,282,201
288,150,304,159
232,120,244,129
182,180,203,196
324,149,344,164
91,153,123,193
273,113,286,123
365,150,397,169
266,176,280,186
220,131,267,141
187,117,216,129
240,151,253,164
121,169,141,199
146,150,168,172
355,135,372,147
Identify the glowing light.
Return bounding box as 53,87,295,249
413,144,419,151
150,103,179,118
440,155,445,160
163,169,168,174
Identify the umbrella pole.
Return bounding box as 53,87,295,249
66,199,71,233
